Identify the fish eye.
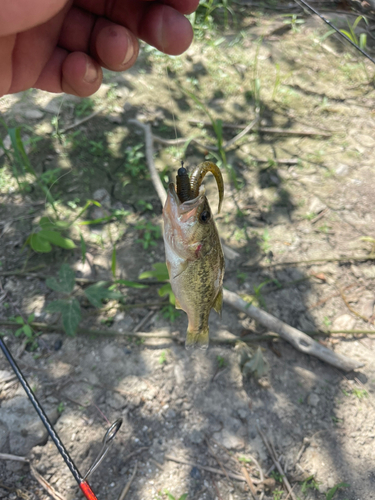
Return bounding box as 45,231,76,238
199,210,211,223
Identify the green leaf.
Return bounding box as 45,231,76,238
242,346,269,378
139,262,169,281
30,233,52,253
326,482,350,500
178,495,188,500
79,232,86,264
158,283,175,305
46,300,68,313
15,327,23,337
27,313,35,323
61,298,81,336
46,264,75,294
111,246,117,277
114,280,148,289
23,324,32,338
38,230,76,249
39,217,70,230
84,282,122,308
15,316,24,325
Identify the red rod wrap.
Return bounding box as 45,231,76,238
80,481,99,500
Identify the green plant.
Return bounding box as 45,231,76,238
124,144,146,177
45,264,122,336
323,316,332,328
238,456,252,463
352,387,368,399
271,471,284,483
135,221,161,249
217,355,227,368
0,123,57,211
11,314,38,349
282,13,305,33
159,351,168,364
75,98,95,117
139,262,179,321
325,16,368,51
325,482,349,500
25,217,76,253
273,489,283,500
57,402,65,414
259,228,271,253
301,475,319,493
164,492,188,500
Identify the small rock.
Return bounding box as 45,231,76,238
190,467,201,480
165,409,176,420
92,188,111,208
54,339,63,351
332,314,356,331
307,393,320,407
189,429,204,445
174,363,185,385
237,408,248,420
309,196,326,215
214,428,244,450
356,134,375,148
23,109,44,120
335,164,349,176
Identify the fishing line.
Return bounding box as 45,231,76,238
0,336,122,500
295,0,375,65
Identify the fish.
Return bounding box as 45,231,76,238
162,161,225,350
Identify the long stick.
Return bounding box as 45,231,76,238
223,289,362,372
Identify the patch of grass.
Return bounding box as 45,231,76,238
325,482,350,500
352,387,368,399
158,351,168,364
259,228,271,253
216,355,227,368
301,474,319,493
273,489,283,500
270,471,284,483
75,98,95,117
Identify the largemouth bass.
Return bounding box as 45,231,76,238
162,161,225,350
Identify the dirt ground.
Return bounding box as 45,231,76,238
1,4,375,500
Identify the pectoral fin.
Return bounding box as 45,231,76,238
213,288,223,317
173,260,189,279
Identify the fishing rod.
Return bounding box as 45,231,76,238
295,0,375,65
0,336,122,500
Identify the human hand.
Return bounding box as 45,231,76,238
0,0,199,97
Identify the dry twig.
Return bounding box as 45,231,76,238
118,462,138,500
165,455,260,483
205,438,232,484
30,464,68,500
241,466,259,499
257,425,296,500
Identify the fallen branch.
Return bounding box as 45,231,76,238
59,105,106,134
0,453,28,463
118,461,138,500
242,254,375,269
30,464,68,500
128,119,167,206
223,289,363,371
188,119,331,137
130,117,363,373
165,454,259,483
257,425,296,500
241,466,259,499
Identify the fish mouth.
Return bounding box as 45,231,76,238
167,183,205,218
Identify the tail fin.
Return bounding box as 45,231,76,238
185,329,209,350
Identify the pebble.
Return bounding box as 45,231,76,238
307,393,320,407
23,109,44,120
190,466,201,480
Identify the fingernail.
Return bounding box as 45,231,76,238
84,60,98,83
122,35,134,66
